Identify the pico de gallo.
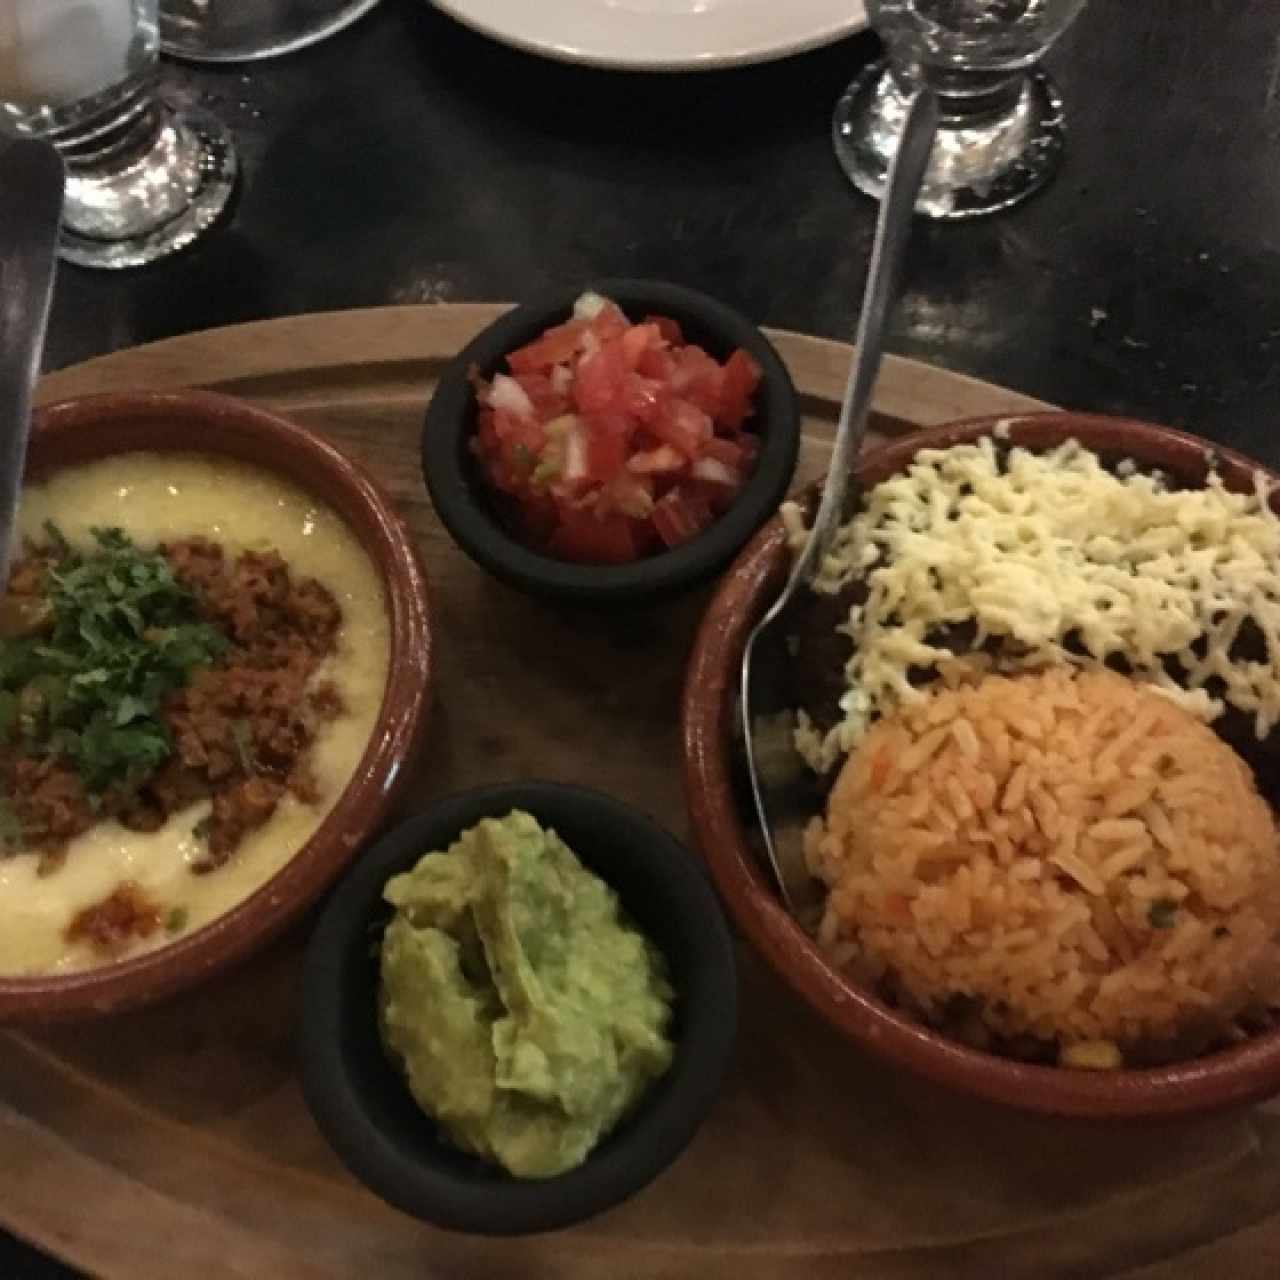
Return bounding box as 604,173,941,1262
471,292,763,565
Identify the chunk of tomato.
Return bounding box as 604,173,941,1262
587,301,629,342
643,314,684,346
670,345,725,415
583,411,631,483
650,397,712,458
650,486,714,549
507,320,587,373
573,344,629,415
620,322,661,370
549,506,639,564
700,435,750,471
635,344,676,381
718,348,762,429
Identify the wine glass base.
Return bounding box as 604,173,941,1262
833,58,1066,220
159,0,382,63
58,107,237,271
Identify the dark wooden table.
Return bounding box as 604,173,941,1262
9,0,1280,1274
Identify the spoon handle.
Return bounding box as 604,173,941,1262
786,87,939,595
0,138,64,586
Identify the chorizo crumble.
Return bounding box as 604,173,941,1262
0,526,345,949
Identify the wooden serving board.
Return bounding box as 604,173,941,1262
6,306,1280,1279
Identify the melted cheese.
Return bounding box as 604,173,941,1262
0,454,391,976
791,437,1280,771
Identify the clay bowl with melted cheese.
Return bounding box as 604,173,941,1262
682,412,1280,1119
0,391,432,1022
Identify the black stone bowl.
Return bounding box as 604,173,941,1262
422,279,801,607
299,781,739,1235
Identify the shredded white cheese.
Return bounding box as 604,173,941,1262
795,436,1280,771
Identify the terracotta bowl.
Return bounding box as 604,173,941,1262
0,390,433,1023
683,411,1280,1119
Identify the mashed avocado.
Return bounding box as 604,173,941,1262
377,810,675,1179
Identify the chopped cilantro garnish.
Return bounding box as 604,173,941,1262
0,526,225,798
166,906,189,934
1148,899,1179,930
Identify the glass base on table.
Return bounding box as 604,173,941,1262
833,56,1066,220
59,105,236,270
159,0,383,63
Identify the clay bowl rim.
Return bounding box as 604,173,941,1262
0,389,433,1023
683,410,1280,1120
422,277,801,607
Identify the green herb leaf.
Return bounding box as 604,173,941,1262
0,527,225,799
1148,899,1179,930
165,906,189,934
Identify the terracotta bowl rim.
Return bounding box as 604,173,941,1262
0,389,432,1022
683,410,1280,1119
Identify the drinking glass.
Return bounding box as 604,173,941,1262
159,0,382,63
0,0,237,269
834,0,1088,219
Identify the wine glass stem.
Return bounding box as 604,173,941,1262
48,69,164,173
895,61,1024,122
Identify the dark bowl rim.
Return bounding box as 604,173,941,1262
683,410,1280,1120
422,278,800,605
0,389,433,1023
299,780,739,1235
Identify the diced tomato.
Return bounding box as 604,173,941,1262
587,301,629,342
583,412,631,483
478,293,762,566
701,435,750,470
650,397,712,458
670,345,724,415
549,506,639,564
622,373,663,422
718,348,762,430
515,491,559,546
635,344,676,381
620,322,660,370
507,320,587,373
573,344,629,415
644,314,684,345
651,487,714,549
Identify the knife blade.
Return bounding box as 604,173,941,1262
0,136,63,588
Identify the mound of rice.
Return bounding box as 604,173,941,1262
805,668,1280,1067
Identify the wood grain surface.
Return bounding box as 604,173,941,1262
9,306,1280,1279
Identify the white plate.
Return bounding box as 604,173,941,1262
429,0,868,71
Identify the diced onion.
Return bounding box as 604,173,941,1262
573,291,610,320
488,373,536,420
692,457,739,487
563,422,589,481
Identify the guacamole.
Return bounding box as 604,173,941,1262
377,810,675,1179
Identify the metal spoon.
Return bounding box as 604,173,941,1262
0,138,64,587
740,87,940,914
